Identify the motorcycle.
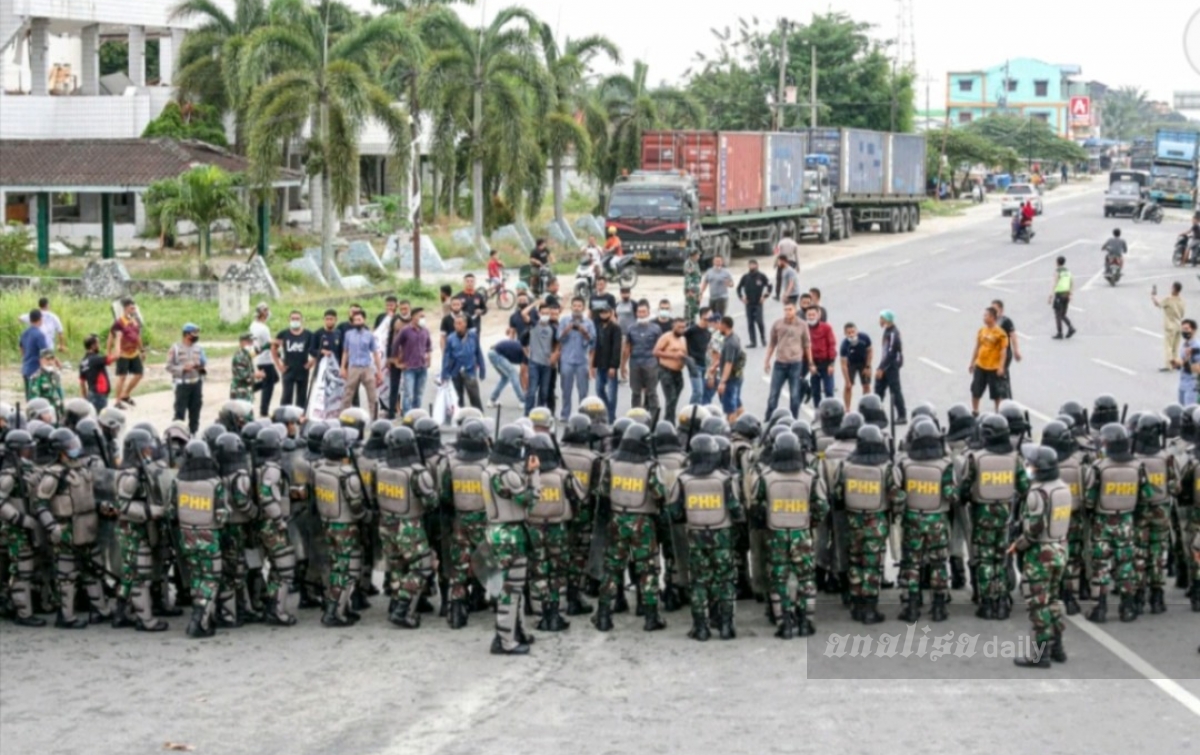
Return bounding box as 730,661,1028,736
574,252,638,300
1172,236,1200,267
1011,219,1034,244
1104,253,1122,286
1132,202,1164,224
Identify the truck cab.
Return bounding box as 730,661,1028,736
605,172,699,268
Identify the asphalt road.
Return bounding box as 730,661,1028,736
2,185,1199,755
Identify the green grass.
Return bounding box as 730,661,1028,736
920,198,970,218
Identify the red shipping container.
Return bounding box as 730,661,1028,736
641,131,765,215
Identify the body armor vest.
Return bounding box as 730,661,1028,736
840,463,888,512
223,470,255,524
1031,480,1072,542
529,468,572,524
257,462,289,521
46,464,99,544
901,458,950,512
176,477,221,530
1095,460,1140,513
560,446,599,494
761,468,815,530
1059,454,1085,512
312,461,355,523
1139,452,1171,505
608,459,657,514
678,471,731,530
376,466,423,519
482,464,526,524
450,462,487,513
970,451,1017,503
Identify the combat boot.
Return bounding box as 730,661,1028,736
437,580,449,618
237,591,264,624
994,594,1012,621
1133,587,1146,616
416,592,435,615
14,615,47,627
585,576,601,598
545,603,570,632
88,607,113,625
796,608,815,637
350,587,371,613
1063,587,1081,616
135,617,168,632
1087,593,1108,623
150,581,183,617
898,594,920,623
859,599,885,625
643,605,666,632
949,557,967,590
969,565,980,605
975,597,995,620
717,603,736,640
1050,632,1067,663
1192,583,1200,612
592,603,614,632
613,584,630,614
634,586,645,617
448,599,468,629
489,635,530,655
1119,595,1138,622
565,585,593,616
1013,646,1052,669
515,621,536,646
661,584,682,612
55,610,88,630
849,597,864,622
186,605,215,639
838,572,851,606
774,609,797,640
930,593,949,623
688,612,711,641
388,600,420,629
264,595,297,627
296,562,322,609
321,598,351,627
1149,588,1166,615
111,599,136,629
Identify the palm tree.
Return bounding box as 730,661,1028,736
537,24,620,229
597,60,704,199
424,6,548,251
142,166,250,259
243,0,419,281
170,0,271,153
1100,86,1151,141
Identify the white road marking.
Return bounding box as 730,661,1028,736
979,240,1093,287
1069,305,1086,313
848,272,870,281
1009,401,1054,423
1080,268,1106,292
934,302,961,313
1016,331,1035,340
918,357,952,374
1124,273,1185,283
1092,358,1137,375
1133,327,1164,339
981,283,1016,294
926,247,946,255
892,259,911,267
1068,615,1200,719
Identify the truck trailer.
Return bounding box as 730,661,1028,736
607,128,927,268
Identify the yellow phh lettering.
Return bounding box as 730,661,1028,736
178,494,212,511
906,481,939,495
571,471,590,487
377,483,407,500
1104,482,1136,496
980,472,1013,486
612,476,644,492
453,480,482,494
771,499,809,513
1051,507,1071,521
314,486,336,503
686,495,722,509
846,480,880,494
1147,473,1164,487
541,487,562,502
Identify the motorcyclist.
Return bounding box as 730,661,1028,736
1134,188,1160,222
529,238,554,296
1177,214,1200,265
1102,228,1126,271
604,225,624,258
581,235,604,281
1020,199,1036,229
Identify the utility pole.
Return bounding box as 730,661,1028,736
775,18,789,130
890,58,897,132
810,45,818,128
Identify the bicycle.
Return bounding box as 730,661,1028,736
481,272,516,310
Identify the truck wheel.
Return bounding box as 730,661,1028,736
843,210,853,239
830,212,843,241
818,217,830,244
906,206,916,232
898,207,909,233
888,208,900,233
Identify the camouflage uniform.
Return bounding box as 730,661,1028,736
114,463,169,629
0,455,42,623
832,459,901,603
441,459,490,604
1085,464,1152,604
311,454,368,624
683,256,702,323
1011,478,1071,652
897,466,956,602
218,466,257,624
168,464,226,635
484,453,540,651
230,349,256,401
599,462,667,614
33,459,109,624
753,460,828,625
373,457,436,623
525,453,585,623
27,370,64,419
1134,451,1176,594
668,468,741,626
960,453,1030,605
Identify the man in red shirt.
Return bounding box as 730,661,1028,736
806,306,838,407
1020,200,1035,228
107,297,144,409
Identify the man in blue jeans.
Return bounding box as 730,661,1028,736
715,316,746,421
764,303,814,419
487,337,527,408
556,297,595,420
396,309,431,415
523,303,558,414
591,304,623,421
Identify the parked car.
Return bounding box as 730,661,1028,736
1104,180,1141,217
1000,183,1044,216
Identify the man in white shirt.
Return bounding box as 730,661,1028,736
249,302,278,417
18,296,65,353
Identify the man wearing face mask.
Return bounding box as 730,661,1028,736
655,300,675,335
807,308,838,408
166,324,208,435
623,301,662,415
273,311,316,411
1172,319,1200,405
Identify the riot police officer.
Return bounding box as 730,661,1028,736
559,414,599,616
753,431,827,639
818,412,864,601
311,427,369,627
292,421,329,609
525,433,584,632
441,419,492,628
830,425,900,624
1041,420,1091,616
654,420,689,612
0,431,45,626
668,434,742,640
112,429,170,631
1132,413,1176,615
483,425,541,655
412,416,450,616
169,440,226,638
215,432,260,626
896,418,956,623
253,427,298,626
1010,445,1071,668
375,427,437,629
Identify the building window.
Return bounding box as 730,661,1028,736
1031,112,1049,123
1006,79,1018,92
1034,80,1049,97
958,111,974,124
958,79,974,93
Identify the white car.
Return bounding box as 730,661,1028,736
1000,183,1044,216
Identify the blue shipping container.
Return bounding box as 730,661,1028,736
807,128,843,193
765,133,809,208
845,129,886,195
889,134,927,197
1155,130,1199,165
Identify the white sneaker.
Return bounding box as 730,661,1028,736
487,400,499,410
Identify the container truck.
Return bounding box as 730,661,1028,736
1148,129,1199,208
606,128,927,268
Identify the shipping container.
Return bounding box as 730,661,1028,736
808,128,843,192
718,132,765,213
642,130,718,213
889,133,927,197
843,128,886,196
765,132,809,208
1154,130,1199,165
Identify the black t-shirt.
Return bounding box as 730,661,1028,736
531,248,550,266
441,314,457,340
998,315,1015,367
510,307,537,340
276,328,314,372
684,325,712,364
454,292,487,330
79,352,110,396
588,292,617,328
314,328,343,363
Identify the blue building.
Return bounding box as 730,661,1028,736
945,58,1092,139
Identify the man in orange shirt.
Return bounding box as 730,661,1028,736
968,306,1009,415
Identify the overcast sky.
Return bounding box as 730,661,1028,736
347,0,1200,109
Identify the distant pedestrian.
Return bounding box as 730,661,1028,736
441,296,465,351
166,323,207,435
716,316,746,421
591,303,623,422
807,288,828,323
441,315,485,412
314,309,344,364
1173,319,1200,405
615,286,637,335
396,309,431,415
992,299,1021,397
776,256,801,305
806,307,837,408
274,311,316,411
654,318,689,422
623,301,661,414
1061,163,1069,184
78,334,113,412
774,228,801,301
684,307,713,404
523,302,558,414
341,310,383,421
18,309,49,398
969,306,1009,415
700,256,735,316
1049,256,1076,339
557,297,595,420
737,259,771,348
764,303,813,419
875,310,907,425
17,297,65,353
839,322,873,410
249,303,277,417
1152,281,1185,372
231,332,261,401
108,297,145,409
455,274,488,332
588,277,617,332
683,248,703,322
487,338,527,409
27,348,63,418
